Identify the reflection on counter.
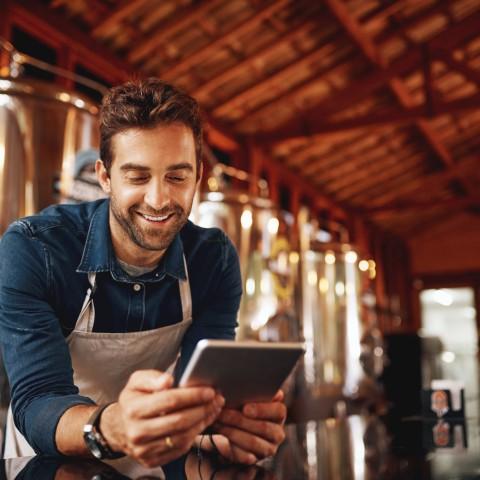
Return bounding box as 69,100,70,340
3,411,480,479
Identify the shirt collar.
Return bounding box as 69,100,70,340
76,199,187,281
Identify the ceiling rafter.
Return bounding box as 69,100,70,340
330,152,426,199
251,10,480,145
323,142,421,191
361,196,480,217
192,17,318,99
300,129,409,176
344,165,428,204
323,0,478,201
91,0,151,38
158,0,290,82
212,35,342,117
435,49,480,87
233,49,357,125
257,93,480,141
365,156,480,207
128,0,225,64
374,0,454,44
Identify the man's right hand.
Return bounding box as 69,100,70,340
101,369,225,467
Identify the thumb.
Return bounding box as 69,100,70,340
126,369,173,393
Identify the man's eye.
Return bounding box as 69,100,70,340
168,176,186,182
127,176,149,183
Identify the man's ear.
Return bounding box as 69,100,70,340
196,162,203,188
96,159,111,194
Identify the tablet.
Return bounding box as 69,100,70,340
178,339,304,408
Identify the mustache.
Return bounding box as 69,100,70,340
134,203,184,217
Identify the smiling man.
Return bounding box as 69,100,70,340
0,78,286,468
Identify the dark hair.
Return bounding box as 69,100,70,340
99,78,203,176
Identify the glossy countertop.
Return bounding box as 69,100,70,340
2,411,477,479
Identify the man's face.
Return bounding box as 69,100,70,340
97,123,200,262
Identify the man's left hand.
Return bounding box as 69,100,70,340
210,390,287,464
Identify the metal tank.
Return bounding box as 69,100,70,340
0,77,101,232
295,207,383,416
192,163,301,342
193,164,383,415
0,45,103,432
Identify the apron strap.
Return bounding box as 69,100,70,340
75,272,97,333
179,255,192,322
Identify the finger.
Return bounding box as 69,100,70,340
217,409,285,444
206,434,257,465
134,416,217,467
125,370,174,393
214,424,277,459
127,397,224,444
242,401,287,423
230,443,258,465
123,387,220,419
272,390,284,402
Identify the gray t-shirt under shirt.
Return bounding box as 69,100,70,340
117,259,157,277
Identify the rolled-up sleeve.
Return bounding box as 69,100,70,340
0,224,94,455
178,232,242,375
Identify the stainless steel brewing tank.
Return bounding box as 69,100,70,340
193,190,301,342
0,77,100,232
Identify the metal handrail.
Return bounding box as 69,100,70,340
0,37,108,96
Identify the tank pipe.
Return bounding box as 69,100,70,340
0,37,108,96
203,142,269,198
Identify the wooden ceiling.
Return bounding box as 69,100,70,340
24,0,480,237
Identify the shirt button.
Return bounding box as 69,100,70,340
133,283,142,292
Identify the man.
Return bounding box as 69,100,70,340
0,78,286,467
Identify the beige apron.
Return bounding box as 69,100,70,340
4,255,192,470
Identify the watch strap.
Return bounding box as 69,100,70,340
83,403,125,459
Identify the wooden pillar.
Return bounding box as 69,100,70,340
266,162,278,204
56,46,75,90
373,236,387,332
0,0,12,75
247,140,263,198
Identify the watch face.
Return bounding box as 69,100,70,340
85,431,103,459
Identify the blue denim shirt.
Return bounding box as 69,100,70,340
0,199,241,455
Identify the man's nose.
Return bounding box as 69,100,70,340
144,180,170,210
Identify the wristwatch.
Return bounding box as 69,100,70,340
83,403,125,459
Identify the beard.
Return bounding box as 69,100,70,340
109,196,189,253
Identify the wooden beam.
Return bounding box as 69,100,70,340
302,133,401,178
233,52,352,124
159,0,289,81
0,0,12,75
286,130,373,170
335,158,426,204
323,0,480,203
374,0,454,44
91,0,151,38
212,37,341,118
192,17,317,100
8,0,239,154
128,0,225,64
249,141,349,220
253,10,480,145
10,0,131,83
254,94,480,140
367,156,480,207
361,196,480,217
324,145,422,194
344,166,427,204
435,49,480,87
305,130,410,180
